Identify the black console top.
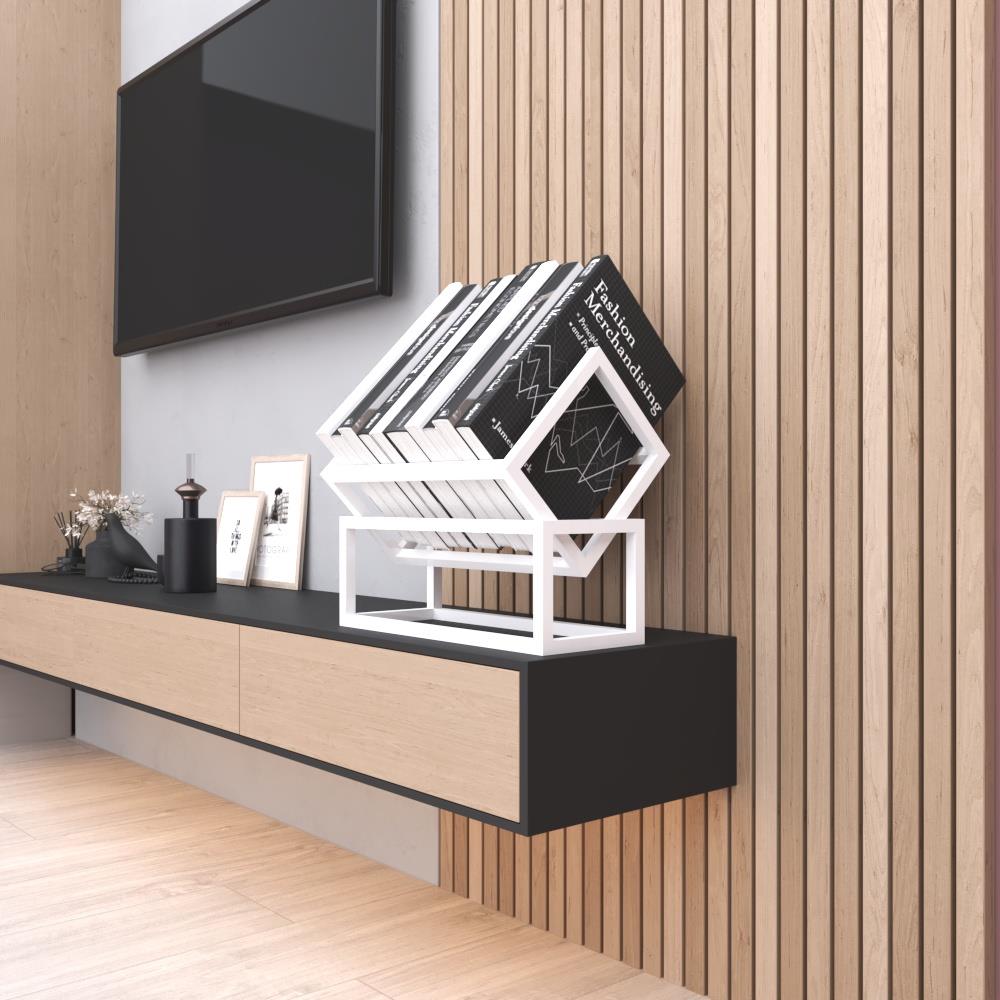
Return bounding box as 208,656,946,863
0,573,728,670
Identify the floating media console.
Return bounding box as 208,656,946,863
0,575,736,835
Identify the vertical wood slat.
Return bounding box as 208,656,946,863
438,3,996,998
861,0,892,995
582,0,604,627
890,2,922,999
922,1,954,997
584,818,603,952
563,0,585,625
683,4,708,994
754,0,781,997
662,0,686,981
954,2,995,1000
641,0,664,637
728,0,755,994
805,0,833,998
779,0,806,997
603,813,622,961
705,0,730,993
622,808,642,969
832,0,863,997
499,827,515,916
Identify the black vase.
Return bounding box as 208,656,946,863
84,529,126,579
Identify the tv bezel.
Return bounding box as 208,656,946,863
113,0,395,357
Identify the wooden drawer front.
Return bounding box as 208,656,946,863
239,627,521,821
0,586,239,731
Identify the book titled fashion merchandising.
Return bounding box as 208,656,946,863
456,255,685,519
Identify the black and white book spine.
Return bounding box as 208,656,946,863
393,261,562,549
429,260,584,471
382,262,545,547
319,281,465,457
341,284,482,549
371,278,508,441
364,279,512,547
431,262,583,431
404,261,561,434
342,285,481,435
325,283,476,548
418,261,582,548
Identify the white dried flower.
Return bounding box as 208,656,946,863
77,490,152,533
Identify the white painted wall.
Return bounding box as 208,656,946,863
75,0,440,882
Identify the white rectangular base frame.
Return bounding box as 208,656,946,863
339,516,645,656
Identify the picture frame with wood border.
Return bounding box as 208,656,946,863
216,490,266,587
248,454,310,590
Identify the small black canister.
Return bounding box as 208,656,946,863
162,454,217,593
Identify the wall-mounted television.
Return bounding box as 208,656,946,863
114,0,394,356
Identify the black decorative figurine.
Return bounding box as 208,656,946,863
162,454,217,593
106,514,160,583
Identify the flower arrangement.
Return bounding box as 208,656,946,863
76,490,152,534
55,510,89,550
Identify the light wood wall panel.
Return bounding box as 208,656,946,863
438,2,996,998
0,0,120,574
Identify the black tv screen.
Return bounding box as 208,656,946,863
115,0,394,355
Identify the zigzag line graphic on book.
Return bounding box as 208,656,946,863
515,345,561,416
541,405,637,493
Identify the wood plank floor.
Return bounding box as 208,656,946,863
0,740,701,1000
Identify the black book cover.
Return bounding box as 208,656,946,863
520,380,641,519
460,255,684,519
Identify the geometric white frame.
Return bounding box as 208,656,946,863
321,348,669,655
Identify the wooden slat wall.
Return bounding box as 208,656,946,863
0,0,121,574
438,2,996,998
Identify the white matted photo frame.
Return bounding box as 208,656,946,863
249,454,310,590
216,491,266,587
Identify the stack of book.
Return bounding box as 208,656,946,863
326,256,685,552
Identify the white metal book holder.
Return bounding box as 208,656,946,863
318,347,669,655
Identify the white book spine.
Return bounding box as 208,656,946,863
356,431,453,550
367,429,466,548
411,425,529,551
426,423,533,552
338,428,440,549
457,425,494,461
386,428,502,549
327,433,413,548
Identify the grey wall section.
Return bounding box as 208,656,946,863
75,694,439,882
75,0,440,881
0,672,71,745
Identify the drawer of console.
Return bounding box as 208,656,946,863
0,585,239,731
238,626,520,821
